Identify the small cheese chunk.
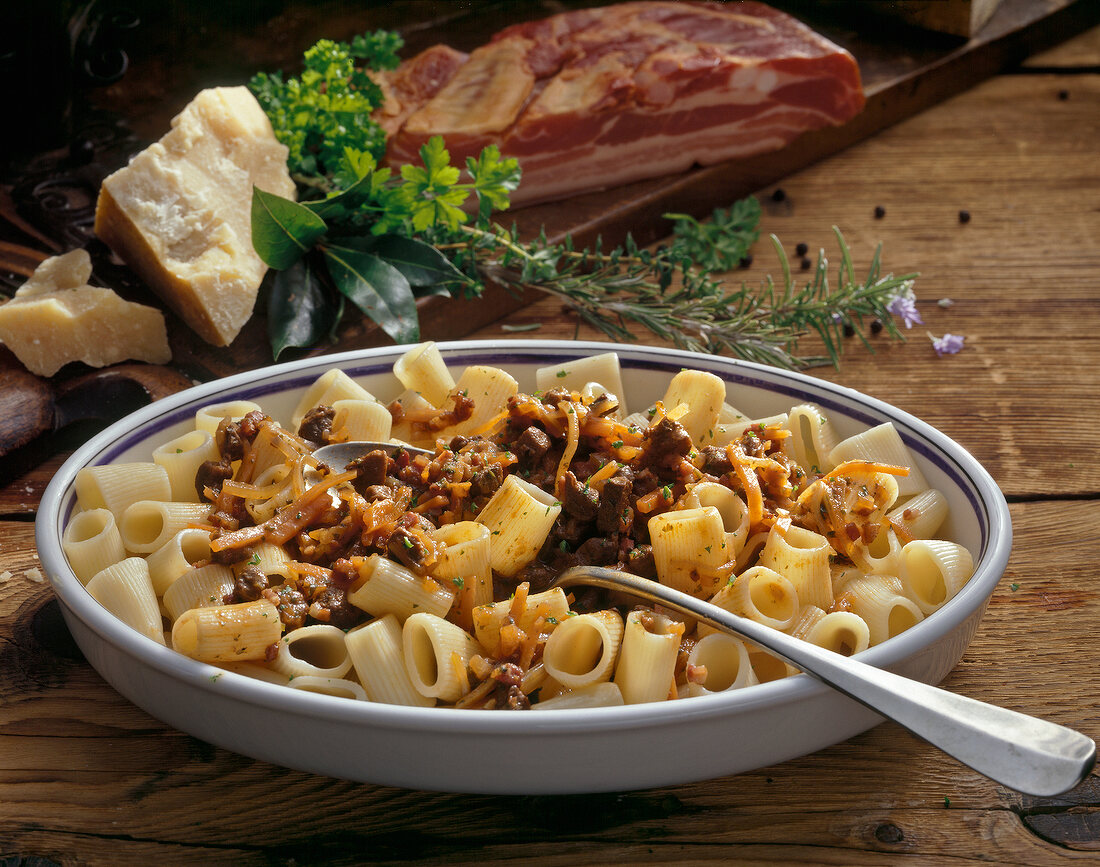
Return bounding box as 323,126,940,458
0,250,170,377
94,86,295,346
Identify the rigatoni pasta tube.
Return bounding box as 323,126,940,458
649,506,730,598
889,489,949,541
171,600,282,662
163,562,235,621
145,527,214,596
86,557,165,645
152,429,219,502
393,341,455,407
291,368,373,431
838,574,924,646
444,365,519,437
286,676,367,700
431,521,492,631
347,554,455,621
194,400,261,435
698,566,798,636
536,353,627,416
531,682,625,710
476,475,561,578
269,624,353,680
62,508,126,585
787,404,839,473
758,524,833,611
683,632,757,694
678,482,749,558
829,422,928,497
74,462,171,520
542,610,624,689
119,500,212,554
899,539,974,614
345,614,434,707
331,398,392,443
614,609,683,704
402,612,479,702
660,369,725,443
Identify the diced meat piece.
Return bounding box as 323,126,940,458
597,472,634,534
348,449,392,490
641,417,693,471
561,471,599,521
384,1,864,206
298,405,336,444
514,426,552,467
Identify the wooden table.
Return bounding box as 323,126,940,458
1,13,1099,867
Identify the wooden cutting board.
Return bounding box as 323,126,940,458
0,0,1096,465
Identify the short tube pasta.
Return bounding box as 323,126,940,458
542,610,623,689
899,539,974,614
348,554,455,621
403,612,479,702
62,508,126,585
614,609,683,704
889,489,949,541
75,462,171,520
838,574,924,646
531,682,625,710
119,500,213,554
683,632,757,694
145,527,214,597
163,562,236,622
476,475,561,578
269,624,353,679
829,422,929,497
661,369,725,443
194,400,262,435
152,429,220,502
331,398,392,443
698,566,798,636
171,599,282,662
86,557,165,645
759,524,833,611
431,521,493,631
649,506,730,598
393,341,455,407
346,614,434,707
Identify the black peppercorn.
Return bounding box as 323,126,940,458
771,188,786,202
958,209,971,224
795,242,808,257
800,257,812,271
843,322,855,338
739,254,753,269
870,318,883,335
874,205,886,219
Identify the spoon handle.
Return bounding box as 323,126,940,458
554,566,1095,796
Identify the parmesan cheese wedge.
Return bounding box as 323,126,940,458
94,86,295,346
0,249,170,377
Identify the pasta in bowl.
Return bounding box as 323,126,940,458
37,340,1010,793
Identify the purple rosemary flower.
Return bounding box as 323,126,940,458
886,289,923,329
930,333,965,356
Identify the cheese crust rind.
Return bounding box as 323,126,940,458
95,86,295,346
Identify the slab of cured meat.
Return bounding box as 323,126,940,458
381,1,865,206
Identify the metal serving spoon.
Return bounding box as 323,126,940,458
316,442,1095,795
313,441,434,470
552,566,1096,797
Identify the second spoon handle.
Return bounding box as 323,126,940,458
554,566,1095,797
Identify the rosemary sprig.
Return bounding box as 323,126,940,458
461,223,915,370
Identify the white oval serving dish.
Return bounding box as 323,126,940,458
36,340,1011,794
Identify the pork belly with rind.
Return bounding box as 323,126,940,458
94,87,296,346
385,1,865,206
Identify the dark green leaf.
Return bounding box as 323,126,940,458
252,187,328,269
267,258,340,359
366,235,465,287
322,244,419,344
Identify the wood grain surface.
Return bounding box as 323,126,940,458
0,14,1098,867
